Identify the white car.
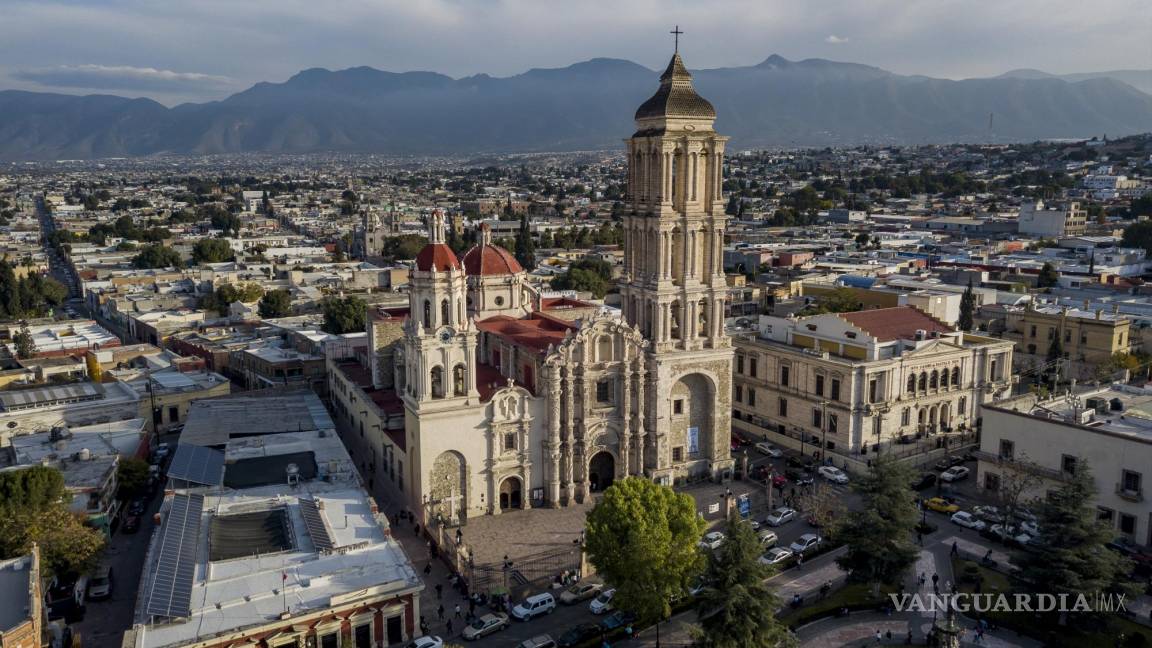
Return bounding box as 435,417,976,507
699,531,726,550
559,581,602,604
950,511,986,531
973,505,1005,523
818,466,849,484
940,466,970,482
589,588,615,614
754,442,783,457
789,533,822,555
759,547,793,565
758,530,778,547
405,637,444,648
461,613,509,640
765,507,797,527
990,524,1033,546
1020,521,1041,537
745,518,761,531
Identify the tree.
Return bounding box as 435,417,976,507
513,213,536,270
0,466,105,577
258,289,293,319
854,231,871,248
1037,262,1059,288
192,238,236,264
796,480,845,533
958,279,976,331
13,322,34,359
1013,464,1137,623
380,235,428,262
985,452,1042,527
321,296,367,334
693,512,794,648
116,458,151,500
835,456,920,593
801,287,863,315
132,244,184,269
550,257,613,298
584,477,706,621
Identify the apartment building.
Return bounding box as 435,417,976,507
1017,201,1087,238
1002,304,1130,378
979,386,1152,546
732,306,1014,463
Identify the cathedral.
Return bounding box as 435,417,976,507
331,48,734,522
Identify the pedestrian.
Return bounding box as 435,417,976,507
437,604,444,621
423,562,432,576
918,572,926,587
454,603,461,618
906,630,914,645
951,540,959,557
946,580,953,593
414,523,420,536
875,629,882,644
625,624,634,639
469,598,476,615
435,583,443,599
796,554,803,570
932,572,939,587
446,618,453,635
420,616,429,635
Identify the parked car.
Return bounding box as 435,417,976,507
754,442,783,457
973,505,1005,523
935,456,965,471
1106,537,1152,568
511,593,556,621
759,547,793,566
558,624,600,648
589,588,615,615
405,637,444,648
950,511,986,531
939,466,970,482
785,468,814,486
786,456,816,471
986,524,1032,547
757,530,778,547
122,514,141,534
818,466,849,484
516,636,557,648
559,581,602,604
730,434,752,449
699,531,726,550
910,473,937,491
462,613,510,640
152,443,171,462
765,507,797,527
87,566,113,601
744,518,761,531
599,611,637,632
128,499,147,516
789,533,823,555
924,497,960,514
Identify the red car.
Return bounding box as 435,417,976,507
122,514,141,534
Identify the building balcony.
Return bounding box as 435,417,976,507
1115,484,1144,503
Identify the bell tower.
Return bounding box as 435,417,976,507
621,40,734,482
401,209,479,408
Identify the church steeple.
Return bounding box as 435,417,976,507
634,51,716,123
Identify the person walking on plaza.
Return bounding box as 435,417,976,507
951,540,959,557
437,603,444,621
454,603,461,618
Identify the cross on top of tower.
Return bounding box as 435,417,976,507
670,25,683,53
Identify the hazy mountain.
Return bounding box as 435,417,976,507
999,68,1152,95
2,55,1152,160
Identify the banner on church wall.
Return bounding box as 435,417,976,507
687,426,699,455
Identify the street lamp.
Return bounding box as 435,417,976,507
819,400,830,463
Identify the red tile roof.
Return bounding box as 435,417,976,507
475,313,576,354
540,297,597,311
461,243,522,276
415,243,461,272
838,306,953,342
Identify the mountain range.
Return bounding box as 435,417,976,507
2,55,1151,161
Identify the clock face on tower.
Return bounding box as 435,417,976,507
439,329,454,343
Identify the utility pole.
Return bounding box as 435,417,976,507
819,400,830,464
145,368,159,452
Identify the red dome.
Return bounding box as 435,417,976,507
462,243,523,276
415,243,461,272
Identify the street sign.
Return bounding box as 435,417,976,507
738,493,751,518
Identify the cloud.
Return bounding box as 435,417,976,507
825,35,849,44
12,64,233,92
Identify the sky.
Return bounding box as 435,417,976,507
1,0,1149,106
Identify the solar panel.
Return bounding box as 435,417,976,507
166,445,225,487
299,497,334,552
145,493,204,618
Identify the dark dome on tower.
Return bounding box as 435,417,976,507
634,53,716,121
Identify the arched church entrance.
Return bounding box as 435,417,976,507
499,476,522,510
588,452,616,493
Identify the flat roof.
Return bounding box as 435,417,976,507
178,390,334,448
1018,386,1152,442
0,553,33,630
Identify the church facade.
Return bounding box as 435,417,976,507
329,50,734,523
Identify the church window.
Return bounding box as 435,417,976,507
503,432,517,452
596,379,612,403
422,300,431,330
673,399,684,415
672,447,684,463
598,336,613,362
453,364,466,396
430,366,444,399
495,296,505,306
440,299,450,327
697,299,708,337
670,301,682,340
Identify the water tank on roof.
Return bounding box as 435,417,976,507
77,448,91,461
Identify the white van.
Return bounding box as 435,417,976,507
511,592,556,621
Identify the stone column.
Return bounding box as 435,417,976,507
547,368,562,507
634,362,647,474
563,367,574,501
620,363,632,476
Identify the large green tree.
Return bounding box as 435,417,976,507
321,296,367,334
258,289,293,319
1121,218,1152,253
192,238,236,264
513,212,536,270
550,257,613,298
1014,464,1136,619
116,457,151,500
835,456,920,592
1037,262,1060,288
0,466,105,577
132,244,184,269
958,279,976,331
694,512,794,648
13,322,34,359
584,477,705,621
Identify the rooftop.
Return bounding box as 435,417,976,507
0,553,34,631
1010,385,1152,442
178,390,334,448
838,306,953,342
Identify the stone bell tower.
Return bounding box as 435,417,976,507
620,38,734,483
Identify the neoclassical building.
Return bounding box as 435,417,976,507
329,50,734,522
